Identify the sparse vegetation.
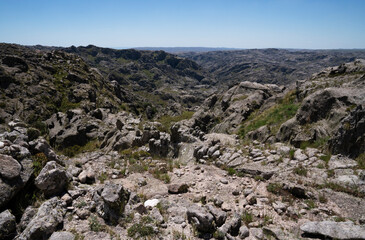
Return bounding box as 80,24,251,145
241,211,254,225
267,183,283,194
355,153,365,169
31,152,48,177
127,216,156,239
294,165,307,176
61,140,100,158
89,215,104,232
157,111,194,133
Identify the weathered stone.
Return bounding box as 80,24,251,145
206,203,227,227
49,231,75,240
187,204,214,233
0,154,21,179
17,197,65,240
35,161,69,196
300,221,365,239
239,225,249,239
0,210,16,240
101,183,130,223
168,183,189,194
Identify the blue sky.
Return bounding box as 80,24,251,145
0,0,364,49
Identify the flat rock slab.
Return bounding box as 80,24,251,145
300,221,365,239
328,155,358,170
236,163,278,179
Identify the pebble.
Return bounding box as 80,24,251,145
220,178,228,184
0,141,4,149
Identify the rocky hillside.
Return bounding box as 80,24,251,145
0,43,129,127
180,49,365,87
0,44,365,240
63,45,217,117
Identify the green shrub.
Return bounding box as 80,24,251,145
289,149,295,160
127,216,155,239
31,152,48,177
294,165,307,176
27,128,40,141
267,183,283,194
356,153,365,169
89,215,104,232
98,172,108,183
227,167,236,176
241,211,254,225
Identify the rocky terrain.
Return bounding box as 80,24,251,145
0,43,365,240
180,49,365,87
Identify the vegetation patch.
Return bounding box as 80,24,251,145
157,111,194,133
238,90,299,138
127,216,156,239
61,140,100,158
355,153,365,169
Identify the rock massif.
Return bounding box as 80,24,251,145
0,43,365,240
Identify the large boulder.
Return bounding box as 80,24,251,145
101,183,130,223
186,204,214,233
330,105,365,158
0,210,16,240
0,154,21,180
28,138,60,164
300,221,365,239
35,161,69,196
46,110,100,148
17,197,65,240
0,155,33,209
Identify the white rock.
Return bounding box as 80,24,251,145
0,141,4,149
144,199,160,208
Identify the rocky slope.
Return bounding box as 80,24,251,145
62,45,217,117
0,43,365,240
180,49,365,87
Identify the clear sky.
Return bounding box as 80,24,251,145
0,0,364,49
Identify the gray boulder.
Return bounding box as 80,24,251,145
0,156,33,209
17,197,65,240
0,210,16,240
101,183,130,223
28,138,60,164
0,154,21,179
186,204,214,233
35,161,69,196
300,221,365,240
149,132,171,157
330,105,365,158
206,203,227,227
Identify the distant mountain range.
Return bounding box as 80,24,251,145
132,47,241,53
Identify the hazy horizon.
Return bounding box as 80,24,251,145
1,0,365,49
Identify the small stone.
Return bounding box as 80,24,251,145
220,178,229,184
61,193,72,206
239,225,250,238
168,183,189,194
